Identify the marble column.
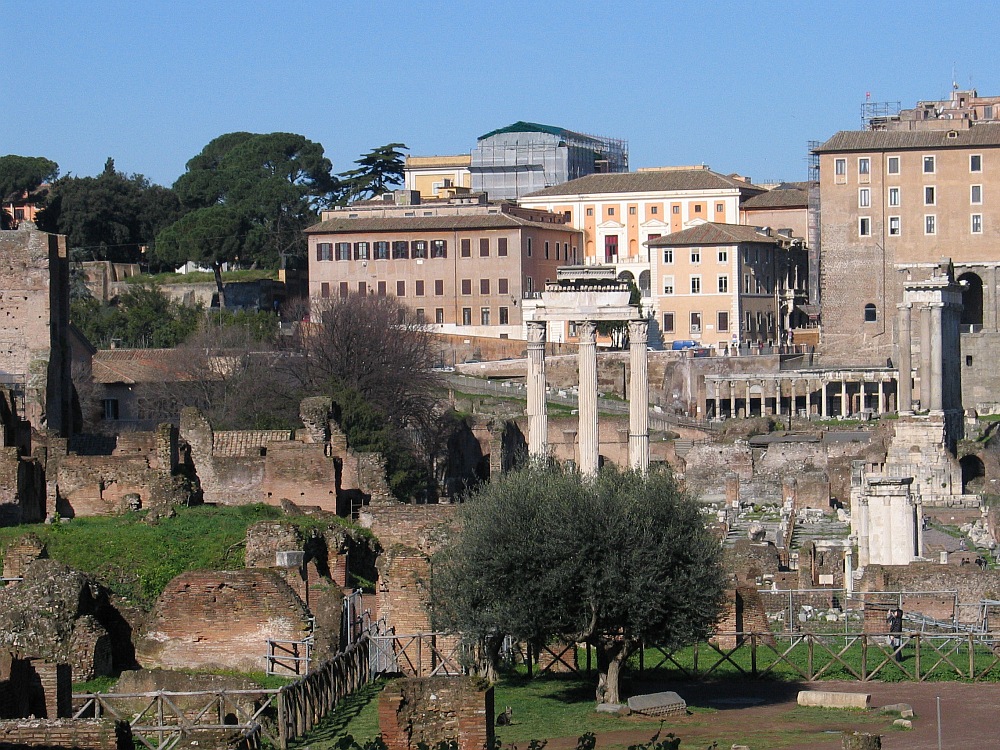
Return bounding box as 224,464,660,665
877,379,884,415
745,380,752,418
930,302,944,412
919,305,932,408
526,320,548,459
897,302,912,413
628,319,650,473
821,380,828,418
841,379,848,417
577,321,599,475
805,379,812,417
729,380,736,419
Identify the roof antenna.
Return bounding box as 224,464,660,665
952,63,958,90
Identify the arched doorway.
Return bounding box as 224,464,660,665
960,454,986,493
958,272,984,327
617,270,635,285
638,270,651,296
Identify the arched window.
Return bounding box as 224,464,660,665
958,272,984,327
864,303,877,322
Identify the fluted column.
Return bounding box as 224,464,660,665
897,302,912,413
577,321,599,475
526,320,548,459
628,319,650,473
930,302,944,412
920,305,932,408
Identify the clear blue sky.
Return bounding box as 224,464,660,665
7,0,1000,187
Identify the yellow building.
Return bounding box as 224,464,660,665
403,155,472,199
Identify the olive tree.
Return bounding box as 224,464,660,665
433,464,726,704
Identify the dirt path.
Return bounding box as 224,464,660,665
542,680,999,749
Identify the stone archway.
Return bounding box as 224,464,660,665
958,272,984,327
960,454,986,493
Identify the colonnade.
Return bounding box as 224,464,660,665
705,372,897,420
526,318,650,474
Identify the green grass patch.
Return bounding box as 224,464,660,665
125,269,279,285
0,504,364,608
288,678,386,749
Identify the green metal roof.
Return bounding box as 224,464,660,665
477,121,600,144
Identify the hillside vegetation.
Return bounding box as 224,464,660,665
0,504,364,609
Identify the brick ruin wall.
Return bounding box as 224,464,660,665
360,504,458,556
0,718,128,750
135,570,312,674
379,677,493,750
860,564,1000,625
0,653,71,719
713,586,774,650
0,446,44,525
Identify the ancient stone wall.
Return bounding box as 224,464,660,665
377,548,432,635
379,677,493,750
713,587,773,649
359,504,458,556
0,718,127,750
0,446,44,525
860,564,1000,624
136,570,312,673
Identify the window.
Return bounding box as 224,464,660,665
662,275,675,295
662,312,675,333
691,248,701,263
461,238,471,257
694,204,702,213
480,238,489,257
377,281,386,296
718,275,729,294
415,280,425,296
499,306,509,325
690,312,702,334
629,206,637,215
392,241,409,259
718,311,730,332
462,308,472,325
354,242,369,260
374,241,389,260
412,241,427,259
396,280,405,296
923,155,936,174
889,216,901,236
339,282,349,298
858,157,870,175
498,278,509,295
526,238,532,257
859,188,871,208
859,217,871,236
972,184,983,204
415,308,425,323
480,279,490,294
887,156,900,174
317,282,330,299
864,303,877,323
651,206,658,214
435,308,444,324
835,158,846,176
461,279,472,295
744,274,752,294
481,307,490,325
608,207,615,216
358,281,367,295
925,214,936,235
924,186,936,205
716,203,724,212
672,205,680,214
888,187,900,206
498,237,508,256
663,248,674,264
316,242,332,261
431,239,447,258
336,242,351,260
103,398,120,420
718,249,728,263
971,154,983,172
586,208,594,216
972,214,983,234
544,241,550,259
690,276,701,294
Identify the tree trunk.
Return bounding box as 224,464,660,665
213,261,226,310
594,638,636,705
476,635,502,683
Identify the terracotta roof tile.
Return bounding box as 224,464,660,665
91,348,200,385
646,223,784,247
304,213,579,234
522,170,764,198
815,124,1000,153
741,187,809,209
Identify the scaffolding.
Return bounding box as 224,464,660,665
861,100,902,130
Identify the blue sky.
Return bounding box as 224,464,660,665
7,0,1000,187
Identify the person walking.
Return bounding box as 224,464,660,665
886,606,904,662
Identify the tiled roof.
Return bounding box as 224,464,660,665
815,123,1000,153
522,170,764,198
92,348,201,385
646,223,783,247
213,430,294,457
741,187,809,209
304,213,579,234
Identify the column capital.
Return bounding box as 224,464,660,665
896,302,913,311
627,318,649,345
526,319,547,344
576,320,598,342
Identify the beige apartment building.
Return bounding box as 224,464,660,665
814,123,1000,367
305,194,579,339
739,183,809,240
403,155,472,199
648,223,807,351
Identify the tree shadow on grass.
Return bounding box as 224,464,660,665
288,679,387,749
